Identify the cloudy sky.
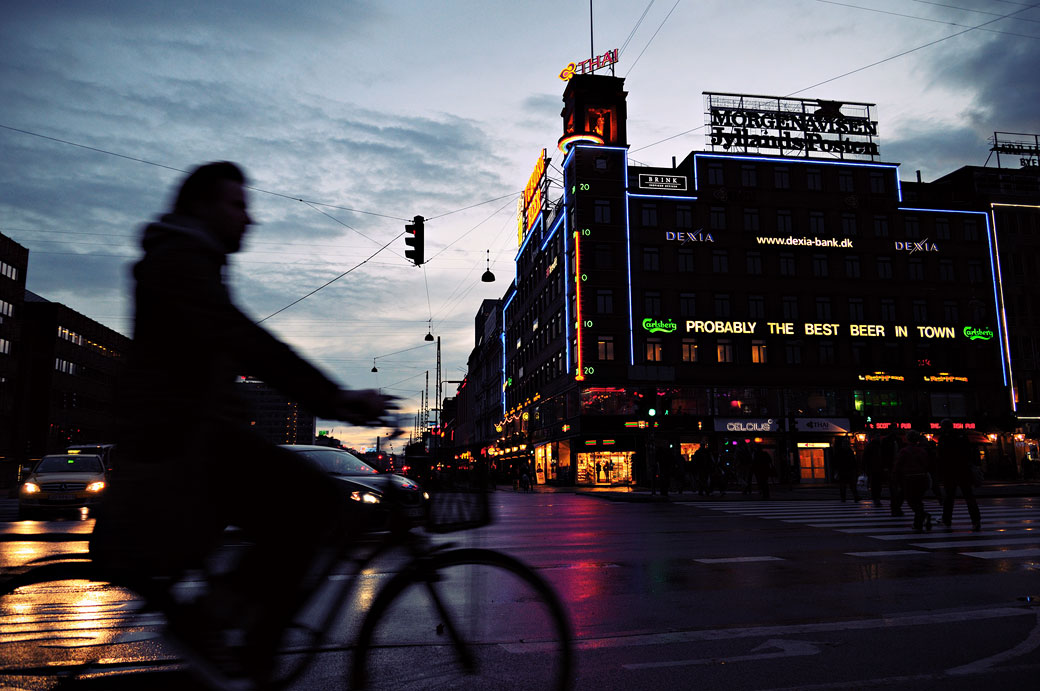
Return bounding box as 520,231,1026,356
2,0,1038,450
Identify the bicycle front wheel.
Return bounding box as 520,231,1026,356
352,547,573,691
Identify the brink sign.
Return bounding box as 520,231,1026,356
704,92,880,161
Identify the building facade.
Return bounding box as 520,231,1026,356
490,75,1031,487
0,233,29,478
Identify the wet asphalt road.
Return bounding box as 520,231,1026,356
1,490,1038,689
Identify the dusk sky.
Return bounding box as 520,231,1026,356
2,0,1038,450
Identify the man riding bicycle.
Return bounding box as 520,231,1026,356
90,161,395,683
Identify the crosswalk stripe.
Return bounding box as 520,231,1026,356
961,548,1040,559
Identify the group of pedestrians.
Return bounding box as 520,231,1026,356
861,419,982,533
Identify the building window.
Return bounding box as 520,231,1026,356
785,342,802,364
809,211,825,234
912,300,928,322
594,200,611,223
845,255,861,277
751,340,767,364
0,299,12,318
963,218,979,241
748,295,765,319
904,216,920,239
596,289,614,314
676,205,693,229
782,296,799,320
935,218,951,240
710,206,727,230
818,341,836,365
848,297,864,321
646,338,663,362
967,260,984,283
743,207,760,232
641,204,658,227
779,252,796,276
0,261,19,281
806,168,822,191
851,342,867,366
812,254,828,277
840,213,857,236
0,338,9,355
746,251,763,275
908,258,924,281
943,300,959,322
869,171,886,194
777,209,793,233
714,293,731,318
877,257,893,279
774,166,790,189
816,296,832,320
682,339,698,362
597,336,615,360
717,339,734,363
838,172,854,193
881,298,896,322
741,165,758,187
644,291,662,316
678,248,694,272
595,244,613,269
873,215,889,237
707,163,724,185
712,250,729,273
643,247,660,271
680,292,697,317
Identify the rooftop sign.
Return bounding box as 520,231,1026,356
559,48,618,81
518,149,547,246
990,132,1040,169
704,92,880,161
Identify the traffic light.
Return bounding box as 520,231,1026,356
404,215,425,266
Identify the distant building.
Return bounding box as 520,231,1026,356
0,233,29,474
15,290,130,458
235,377,316,445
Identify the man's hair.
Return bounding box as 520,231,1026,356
172,161,247,214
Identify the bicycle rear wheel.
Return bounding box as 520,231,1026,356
0,561,178,690
352,547,573,691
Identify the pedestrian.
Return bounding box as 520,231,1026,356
89,162,395,682
693,442,714,496
657,446,671,498
736,441,753,495
893,431,933,532
833,437,860,502
751,444,772,500
864,435,884,506
937,419,982,530
882,432,904,516
924,434,943,505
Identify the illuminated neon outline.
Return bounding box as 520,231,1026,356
990,202,1039,412
515,213,542,263
693,153,903,203
623,154,635,365
574,224,585,381
541,213,564,252
628,193,698,201
559,133,605,154
563,202,571,374
501,288,516,412
900,206,1007,389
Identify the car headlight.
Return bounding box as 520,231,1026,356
422,491,430,500
350,491,381,504
21,482,40,494
86,481,106,493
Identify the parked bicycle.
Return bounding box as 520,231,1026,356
0,476,574,690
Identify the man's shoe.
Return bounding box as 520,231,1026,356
925,515,933,532
972,521,982,531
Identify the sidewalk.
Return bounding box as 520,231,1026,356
517,480,1040,503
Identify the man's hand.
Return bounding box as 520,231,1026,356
332,389,398,427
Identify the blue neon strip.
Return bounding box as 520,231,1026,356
692,152,902,201
541,213,564,252
624,154,634,365
563,168,572,375
628,193,698,201
899,207,1008,387
515,213,542,263
500,330,506,412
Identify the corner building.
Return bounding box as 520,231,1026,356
499,75,1013,487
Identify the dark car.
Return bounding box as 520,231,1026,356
19,453,107,519
281,445,428,530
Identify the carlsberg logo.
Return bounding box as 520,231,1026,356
963,326,994,341
642,318,677,334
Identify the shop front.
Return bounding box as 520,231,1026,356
575,438,636,486
792,417,852,484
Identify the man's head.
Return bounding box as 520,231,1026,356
940,418,953,432
173,162,253,253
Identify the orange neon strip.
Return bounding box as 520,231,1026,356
574,229,584,381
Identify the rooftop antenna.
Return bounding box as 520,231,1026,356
590,0,594,67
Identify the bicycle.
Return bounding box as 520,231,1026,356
0,477,574,690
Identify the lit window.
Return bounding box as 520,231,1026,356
645,339,663,362
751,340,767,364
682,339,698,362
597,336,615,361
717,339,734,363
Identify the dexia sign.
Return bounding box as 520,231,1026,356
642,318,678,334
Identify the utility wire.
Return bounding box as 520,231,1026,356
624,0,684,77
620,0,656,55
815,0,1040,40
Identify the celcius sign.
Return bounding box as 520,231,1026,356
518,149,547,245
964,326,994,341
642,318,677,334
704,92,880,160
559,48,618,80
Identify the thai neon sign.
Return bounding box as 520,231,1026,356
964,326,994,341
559,48,618,81
518,149,547,245
642,318,677,334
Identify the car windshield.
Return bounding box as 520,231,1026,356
297,449,379,476
35,456,103,473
